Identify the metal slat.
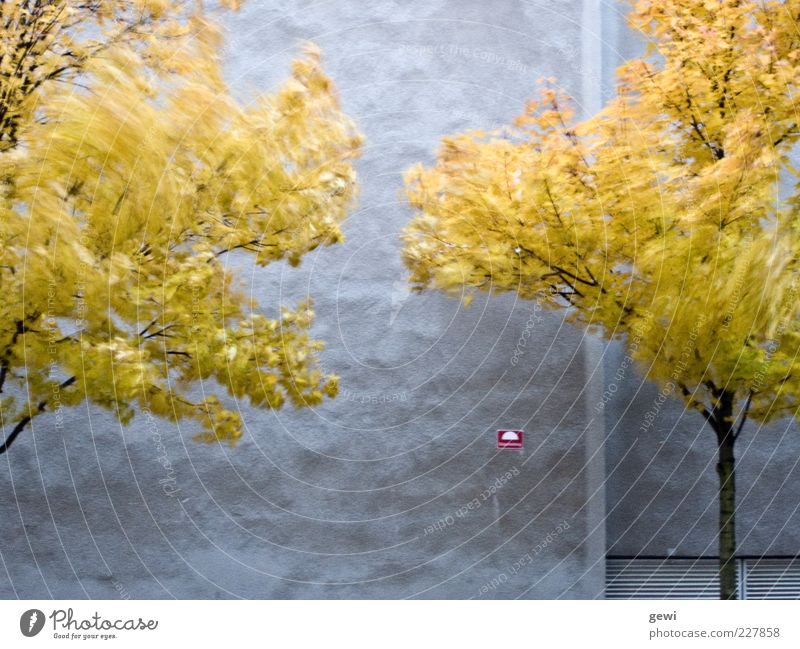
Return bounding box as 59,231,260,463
606,558,724,599
744,559,800,600
607,558,800,599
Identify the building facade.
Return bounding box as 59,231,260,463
0,0,798,599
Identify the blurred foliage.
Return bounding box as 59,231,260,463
402,0,800,433
0,1,361,449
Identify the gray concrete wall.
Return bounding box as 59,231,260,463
0,0,609,599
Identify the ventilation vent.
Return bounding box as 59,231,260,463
607,557,800,599
606,558,722,599
743,559,800,599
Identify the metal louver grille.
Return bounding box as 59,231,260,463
743,559,800,599
607,557,800,599
606,558,724,599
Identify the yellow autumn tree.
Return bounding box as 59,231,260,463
401,0,800,599
0,2,361,453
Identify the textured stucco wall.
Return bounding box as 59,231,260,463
0,0,609,599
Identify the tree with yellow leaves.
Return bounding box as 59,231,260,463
0,2,361,453
401,0,800,599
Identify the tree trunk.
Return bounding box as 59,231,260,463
716,415,737,599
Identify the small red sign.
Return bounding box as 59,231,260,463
497,430,523,449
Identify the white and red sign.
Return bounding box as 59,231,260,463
497,429,523,449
